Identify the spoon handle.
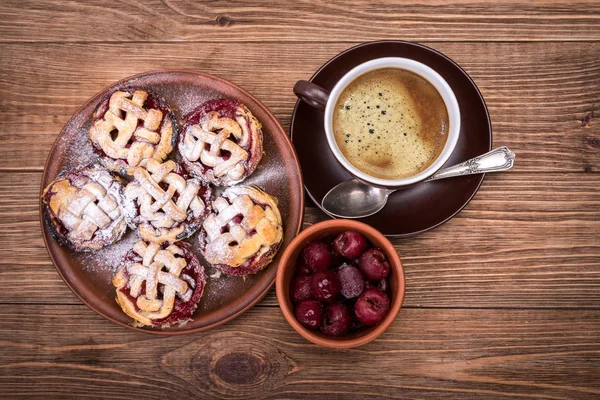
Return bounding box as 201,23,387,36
426,146,515,182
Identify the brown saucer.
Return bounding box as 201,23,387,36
40,70,304,334
290,41,492,236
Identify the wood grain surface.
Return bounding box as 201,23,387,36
1,0,600,42
2,41,599,171
1,1,599,399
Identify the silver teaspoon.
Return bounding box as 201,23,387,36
322,146,515,219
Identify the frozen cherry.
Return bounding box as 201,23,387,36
321,302,351,336
354,289,390,326
290,275,312,303
295,262,313,277
333,231,367,258
358,248,390,281
294,300,322,330
310,270,340,302
302,241,332,272
337,264,365,299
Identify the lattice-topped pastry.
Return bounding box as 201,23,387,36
124,159,211,243
199,186,283,276
89,88,176,173
178,99,263,186
113,240,205,327
41,165,127,251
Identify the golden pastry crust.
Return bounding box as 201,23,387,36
178,99,263,186
123,159,212,244
199,185,283,276
89,88,176,174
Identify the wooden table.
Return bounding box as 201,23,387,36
1,1,599,398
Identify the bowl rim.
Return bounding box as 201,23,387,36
276,219,405,348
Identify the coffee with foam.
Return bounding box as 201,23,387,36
333,68,449,180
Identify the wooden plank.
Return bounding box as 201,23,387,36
0,304,599,399
1,1,600,43
1,42,599,171
3,171,599,308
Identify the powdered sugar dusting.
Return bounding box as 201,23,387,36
157,83,221,118
76,231,140,274
54,110,99,171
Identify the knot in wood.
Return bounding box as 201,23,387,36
215,15,231,27
586,136,600,149
214,352,265,385
168,332,297,398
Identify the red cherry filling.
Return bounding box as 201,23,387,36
294,300,322,330
290,275,312,304
333,231,367,258
302,241,332,272
183,98,239,124
359,248,391,281
354,289,390,327
310,270,340,302
117,242,205,327
320,302,351,336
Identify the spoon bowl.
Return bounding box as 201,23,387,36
322,147,515,219
322,180,393,218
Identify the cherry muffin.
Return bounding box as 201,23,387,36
89,88,176,174
178,99,263,186
41,164,127,251
123,159,212,244
113,240,205,328
199,185,283,276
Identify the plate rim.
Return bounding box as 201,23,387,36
290,40,492,237
39,69,305,335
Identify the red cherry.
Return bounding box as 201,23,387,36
358,248,391,281
321,302,351,336
354,289,390,326
302,241,332,272
290,275,312,304
295,262,313,277
333,231,367,258
294,300,322,330
310,270,340,302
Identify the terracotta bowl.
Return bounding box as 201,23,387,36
276,220,405,348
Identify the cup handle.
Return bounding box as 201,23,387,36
293,80,330,110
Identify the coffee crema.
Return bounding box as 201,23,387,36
333,68,449,180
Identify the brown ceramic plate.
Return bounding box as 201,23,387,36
291,41,492,236
40,70,304,334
